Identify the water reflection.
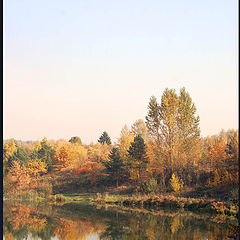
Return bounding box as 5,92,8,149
3,200,237,240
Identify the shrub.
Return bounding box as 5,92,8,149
169,173,183,192
143,178,158,193
96,192,102,201
38,181,52,197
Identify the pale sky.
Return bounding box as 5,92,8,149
4,0,238,144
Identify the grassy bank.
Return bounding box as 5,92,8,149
89,192,239,218
3,192,94,204
4,190,238,220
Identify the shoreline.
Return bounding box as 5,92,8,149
4,192,238,220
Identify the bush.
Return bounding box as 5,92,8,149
143,178,158,193
96,192,102,201
48,194,66,202
38,181,52,197
169,173,183,192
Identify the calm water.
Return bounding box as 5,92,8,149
3,200,238,240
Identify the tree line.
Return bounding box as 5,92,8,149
3,87,238,197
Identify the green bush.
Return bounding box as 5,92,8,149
143,178,158,193
48,194,66,202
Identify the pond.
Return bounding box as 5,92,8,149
3,200,237,240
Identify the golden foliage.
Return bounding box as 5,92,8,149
3,139,17,162
169,173,183,192
27,158,47,176
117,125,136,159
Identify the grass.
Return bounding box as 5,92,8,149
61,193,95,203
88,192,239,218
4,187,238,219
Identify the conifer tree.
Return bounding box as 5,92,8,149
69,136,82,145
98,131,112,145
128,135,148,188
104,147,124,187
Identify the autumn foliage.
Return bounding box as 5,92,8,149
3,88,239,198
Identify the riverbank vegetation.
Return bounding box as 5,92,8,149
89,192,238,219
3,88,238,217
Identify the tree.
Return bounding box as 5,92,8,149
159,88,179,171
69,136,82,145
87,142,112,163
34,138,56,170
3,139,17,161
117,125,136,160
3,139,18,174
98,131,112,145
225,129,239,159
103,147,124,187
145,88,201,186
7,161,31,191
127,135,148,189
145,96,161,143
131,119,150,143
176,87,201,168
54,144,72,169
202,130,239,186
27,158,47,177
8,147,31,168
169,173,183,192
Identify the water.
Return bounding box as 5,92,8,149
3,200,237,240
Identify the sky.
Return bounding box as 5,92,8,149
4,0,238,144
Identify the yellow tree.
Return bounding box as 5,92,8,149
131,119,150,143
3,139,17,166
3,139,18,192
54,140,90,170
146,88,201,187
117,125,136,160
87,142,112,163
159,88,179,171
206,130,239,186
7,161,31,192
54,142,73,169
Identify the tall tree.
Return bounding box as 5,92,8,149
131,119,150,143
145,88,201,186
104,147,124,187
98,131,112,145
177,88,201,166
117,125,136,159
159,88,179,171
127,135,148,188
145,96,161,143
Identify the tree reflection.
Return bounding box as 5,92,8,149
3,201,235,240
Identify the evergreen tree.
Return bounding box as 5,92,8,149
8,148,30,168
104,147,124,187
69,136,82,145
128,135,148,189
98,131,112,145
